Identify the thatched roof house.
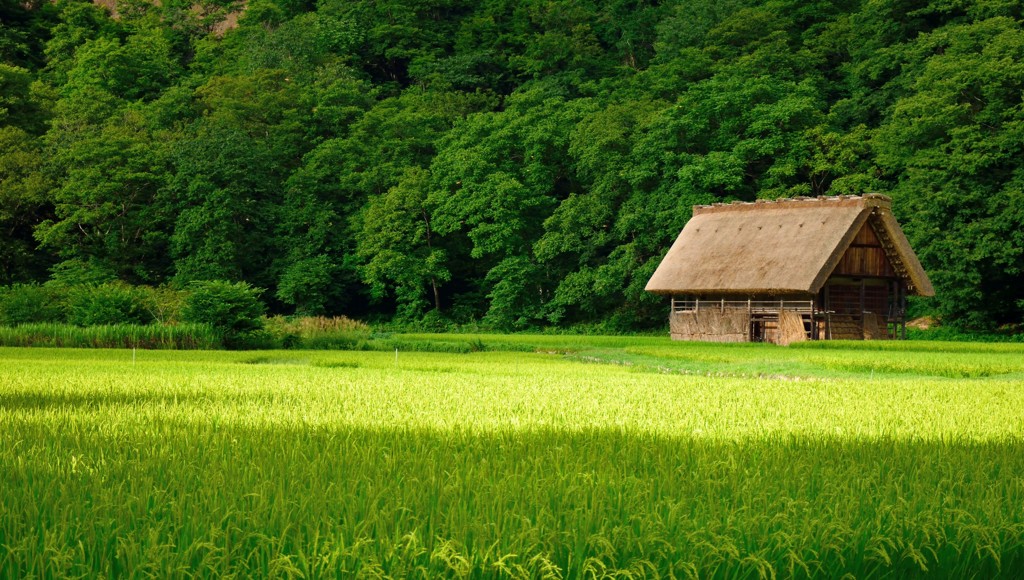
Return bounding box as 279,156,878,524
646,194,933,343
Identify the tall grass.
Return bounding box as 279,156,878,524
3,345,1024,576
264,315,371,349
0,323,221,349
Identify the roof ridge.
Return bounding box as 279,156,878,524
693,193,890,215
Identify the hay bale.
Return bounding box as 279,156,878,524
828,315,863,340
862,312,883,339
776,310,807,346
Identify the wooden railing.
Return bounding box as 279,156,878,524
671,298,815,314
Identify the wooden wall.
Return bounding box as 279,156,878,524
833,222,896,278
825,220,903,318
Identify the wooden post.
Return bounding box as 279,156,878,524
900,285,907,340
808,300,814,340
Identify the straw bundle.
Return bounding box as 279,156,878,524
670,309,749,342
776,310,808,346
862,313,883,340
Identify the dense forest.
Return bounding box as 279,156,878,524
1,0,1022,331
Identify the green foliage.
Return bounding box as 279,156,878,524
170,70,306,287
181,280,266,348
38,108,173,284
0,284,65,325
0,0,57,69
42,0,120,85
65,283,155,326
61,29,179,102
905,325,1024,343
0,322,220,348
876,16,1024,330
1,0,1024,333
0,64,45,131
263,315,371,349
358,167,449,319
0,127,52,284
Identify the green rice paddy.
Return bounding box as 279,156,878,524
2,337,1024,577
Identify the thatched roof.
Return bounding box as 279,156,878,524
645,194,935,296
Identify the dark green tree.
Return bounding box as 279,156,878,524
0,127,52,284
170,70,308,288
37,108,173,284
875,17,1024,329
358,167,449,318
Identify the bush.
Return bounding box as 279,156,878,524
906,326,1024,343
0,284,67,325
264,315,371,350
182,281,266,349
142,286,187,324
66,283,155,326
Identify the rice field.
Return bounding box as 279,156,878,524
2,338,1024,577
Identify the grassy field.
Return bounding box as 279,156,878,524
2,337,1024,577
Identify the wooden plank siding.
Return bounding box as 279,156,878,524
833,222,896,278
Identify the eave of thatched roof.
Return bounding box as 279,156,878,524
645,194,935,297
873,210,935,296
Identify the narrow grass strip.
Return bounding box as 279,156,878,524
0,323,221,349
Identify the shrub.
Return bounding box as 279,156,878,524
66,283,155,326
141,286,187,324
0,284,67,325
264,315,371,350
182,281,266,349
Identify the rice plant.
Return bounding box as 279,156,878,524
2,341,1023,577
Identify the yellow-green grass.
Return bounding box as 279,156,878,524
2,341,1024,577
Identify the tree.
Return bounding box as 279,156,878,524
182,280,266,348
0,127,52,284
42,0,120,86
170,122,283,285
535,99,662,325
37,108,174,284
1,0,56,69
0,64,47,133
429,84,588,327
875,17,1024,329
61,28,179,102
170,70,308,288
358,167,449,318
3,0,1024,333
